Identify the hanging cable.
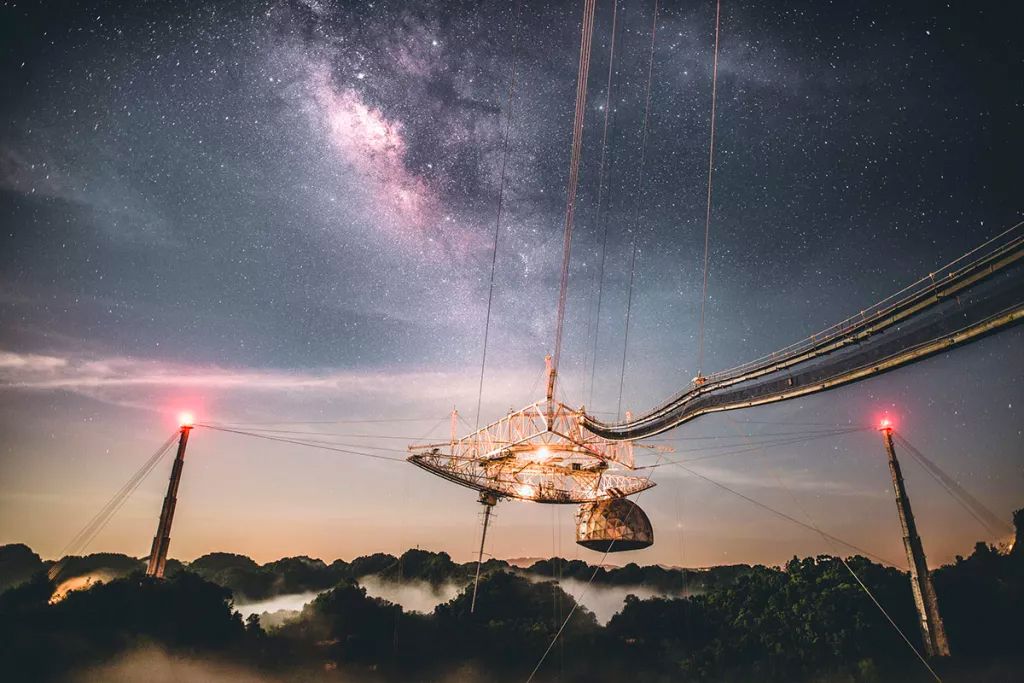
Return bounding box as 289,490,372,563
206,427,456,441
894,432,1013,536
770,469,943,682
616,0,660,419
219,417,446,425
616,243,639,419
49,432,180,580
585,0,622,409
696,0,722,376
669,460,899,566
648,424,868,442
549,0,598,401
526,453,664,683
197,424,407,462
642,427,867,467
475,0,524,430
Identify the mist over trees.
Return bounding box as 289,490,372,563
1,512,1022,682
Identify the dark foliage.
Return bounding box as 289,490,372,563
2,509,1021,682
276,578,405,664
347,552,399,578
379,548,470,586
604,557,926,681
187,552,276,601
0,543,43,592
932,541,1023,658
0,571,245,680
50,551,145,579
188,552,346,601
435,570,600,671
527,556,758,593
262,555,338,594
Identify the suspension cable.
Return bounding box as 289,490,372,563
526,453,664,682
549,0,598,401
616,0,660,419
197,424,406,462
586,0,622,408
716,409,925,675
617,243,639,419
211,416,446,426
523,427,886,681
642,427,867,466
668,461,898,566
199,428,445,440
649,424,868,441
894,432,1013,536
696,0,722,376
49,432,180,580
475,0,524,430
771,469,942,682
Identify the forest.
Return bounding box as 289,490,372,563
0,510,1021,682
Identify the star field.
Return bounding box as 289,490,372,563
0,0,1020,566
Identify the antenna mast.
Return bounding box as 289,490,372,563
146,421,193,578
880,424,950,657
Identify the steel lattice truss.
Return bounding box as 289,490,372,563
408,399,654,504
585,227,1024,440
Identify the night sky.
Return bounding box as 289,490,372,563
1,0,1021,569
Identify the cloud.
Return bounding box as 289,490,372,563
359,575,463,614
0,350,68,372
555,577,695,625
234,591,319,621
0,348,467,395
0,347,551,421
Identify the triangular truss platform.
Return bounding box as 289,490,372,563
408,397,654,504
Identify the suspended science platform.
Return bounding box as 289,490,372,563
408,358,655,552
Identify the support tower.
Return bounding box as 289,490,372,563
146,422,192,578
881,424,950,657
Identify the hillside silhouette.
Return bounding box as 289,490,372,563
1,509,1021,682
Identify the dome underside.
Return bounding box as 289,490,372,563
407,399,653,503
576,498,653,552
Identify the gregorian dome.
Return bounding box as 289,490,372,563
575,497,654,552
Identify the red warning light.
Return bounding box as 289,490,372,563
878,417,893,432
178,412,195,428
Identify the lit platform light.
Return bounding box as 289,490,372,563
408,357,660,560
407,395,654,504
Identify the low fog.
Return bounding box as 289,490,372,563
70,646,490,683
233,578,466,629
554,578,691,624
50,571,121,603
71,647,284,683
233,576,698,628
234,591,320,620
359,576,463,613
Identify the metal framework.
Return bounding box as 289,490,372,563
408,359,654,504
882,426,950,657
146,424,191,578
586,226,1024,440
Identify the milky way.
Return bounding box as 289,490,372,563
0,1,1020,567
